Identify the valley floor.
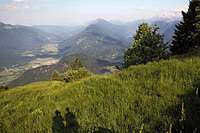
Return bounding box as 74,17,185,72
0,43,60,86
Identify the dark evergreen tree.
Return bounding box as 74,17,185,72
171,0,200,54
124,23,167,68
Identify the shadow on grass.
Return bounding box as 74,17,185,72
64,107,80,133
52,108,80,133
52,110,65,133
52,108,114,133
52,86,200,133
92,127,113,133
168,88,200,132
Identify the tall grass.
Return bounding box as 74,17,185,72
0,57,200,132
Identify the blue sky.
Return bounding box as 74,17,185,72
0,0,189,25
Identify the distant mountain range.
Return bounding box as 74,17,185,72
122,19,178,42
33,25,84,42
0,22,55,67
60,19,130,63
60,18,178,63
0,18,180,87
0,18,178,67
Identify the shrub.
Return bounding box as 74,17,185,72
51,71,63,81
0,86,9,91
67,57,84,70
63,68,92,82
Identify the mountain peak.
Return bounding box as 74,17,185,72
84,18,114,32
91,18,111,25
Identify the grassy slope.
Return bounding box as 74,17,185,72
0,57,200,132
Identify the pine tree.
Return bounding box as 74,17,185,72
171,0,200,54
124,23,167,68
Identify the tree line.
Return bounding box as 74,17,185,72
124,0,200,68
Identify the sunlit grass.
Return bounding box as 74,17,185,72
0,57,200,132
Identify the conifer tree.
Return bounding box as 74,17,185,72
171,0,200,54
124,23,167,67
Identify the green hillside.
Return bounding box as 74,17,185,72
0,57,200,132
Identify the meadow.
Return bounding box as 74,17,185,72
0,56,200,132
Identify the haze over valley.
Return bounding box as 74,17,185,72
2,0,200,132
0,17,179,87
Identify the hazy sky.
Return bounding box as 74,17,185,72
0,0,189,25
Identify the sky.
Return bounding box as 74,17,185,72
0,0,189,25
